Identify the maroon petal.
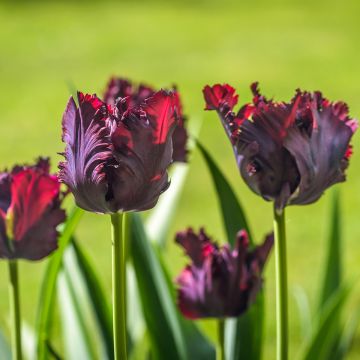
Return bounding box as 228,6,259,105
109,90,178,212
285,95,357,205
175,228,273,319
59,93,114,213
236,101,300,205
103,76,155,108
0,161,66,261
203,82,357,210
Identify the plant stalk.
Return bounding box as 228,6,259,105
111,212,127,360
274,206,288,360
8,260,22,360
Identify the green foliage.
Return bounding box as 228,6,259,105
318,189,342,310
130,213,186,360
71,241,114,359
0,329,11,360
197,141,264,360
35,207,84,360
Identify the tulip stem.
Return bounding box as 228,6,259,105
217,319,225,360
111,212,127,360
8,260,22,360
274,207,288,360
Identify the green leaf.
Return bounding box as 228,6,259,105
35,207,84,360
0,329,11,360
57,269,97,360
146,116,203,248
146,163,189,247
197,141,263,360
298,286,350,360
334,306,360,359
224,292,264,360
318,189,342,310
155,243,216,360
293,285,312,340
130,213,186,360
196,141,252,245
71,240,114,359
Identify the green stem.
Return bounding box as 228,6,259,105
217,319,225,360
274,207,288,360
8,260,22,360
111,212,127,360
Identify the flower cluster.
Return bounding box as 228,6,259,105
203,83,358,211
175,227,273,319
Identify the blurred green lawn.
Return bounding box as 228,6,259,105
1,0,360,358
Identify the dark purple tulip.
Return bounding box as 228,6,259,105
0,158,66,261
59,90,180,214
104,77,189,163
175,228,273,319
203,83,358,211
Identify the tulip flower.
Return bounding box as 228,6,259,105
0,157,66,260
203,83,357,211
0,158,66,360
203,82,358,360
59,85,182,360
104,76,188,162
59,90,180,213
175,227,273,319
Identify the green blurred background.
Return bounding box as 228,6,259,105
1,0,360,358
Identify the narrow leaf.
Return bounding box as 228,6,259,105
197,141,263,360
130,213,186,360
71,240,114,359
36,207,84,360
319,189,341,310
196,141,252,245
146,116,203,248
293,285,312,339
57,271,96,360
155,244,216,360
334,307,360,359
298,286,350,360
146,163,189,247
0,329,11,360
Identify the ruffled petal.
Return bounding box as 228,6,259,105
175,228,273,319
59,93,114,213
285,95,357,205
0,160,66,260
109,90,178,212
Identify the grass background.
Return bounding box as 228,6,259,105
0,0,360,358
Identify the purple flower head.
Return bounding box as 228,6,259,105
203,83,358,211
175,228,273,319
0,158,66,261
59,90,181,214
104,77,189,163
